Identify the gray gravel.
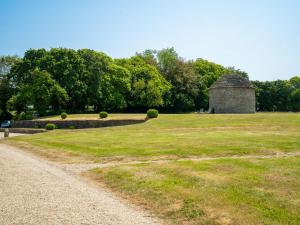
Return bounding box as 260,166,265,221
0,132,27,139
0,144,161,225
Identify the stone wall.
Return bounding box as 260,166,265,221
12,119,146,129
209,87,255,113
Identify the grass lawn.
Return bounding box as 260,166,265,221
91,157,300,225
4,112,300,224
7,113,300,162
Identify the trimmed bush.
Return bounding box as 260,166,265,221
68,125,76,129
147,109,159,118
45,123,56,130
99,111,108,119
61,112,67,120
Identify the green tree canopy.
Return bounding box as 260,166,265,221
0,56,19,112
116,56,170,109
8,70,68,115
2,47,298,114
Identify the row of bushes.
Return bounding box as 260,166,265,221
8,110,110,121
44,109,158,130
60,111,108,120
15,109,157,121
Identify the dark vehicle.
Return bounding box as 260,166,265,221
0,120,12,128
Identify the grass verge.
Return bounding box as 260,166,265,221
90,157,300,225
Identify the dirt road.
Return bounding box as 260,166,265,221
0,144,161,225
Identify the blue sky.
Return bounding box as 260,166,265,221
1,0,299,81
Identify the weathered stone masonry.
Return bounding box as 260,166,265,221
209,74,255,114
12,119,146,129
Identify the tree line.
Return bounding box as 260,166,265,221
0,48,299,119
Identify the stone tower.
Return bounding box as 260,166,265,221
209,74,255,114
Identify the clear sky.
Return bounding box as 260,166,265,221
1,0,299,81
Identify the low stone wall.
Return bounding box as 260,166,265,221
12,119,146,129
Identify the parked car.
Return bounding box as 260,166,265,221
0,120,12,128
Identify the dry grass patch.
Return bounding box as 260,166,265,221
90,157,300,225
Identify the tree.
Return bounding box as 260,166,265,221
0,76,13,111
44,48,87,111
136,49,157,67
289,89,300,111
78,49,111,111
116,56,170,109
8,70,68,115
0,55,19,77
289,76,300,111
252,78,300,112
99,63,131,110
290,76,300,89
10,48,87,111
0,56,19,112
156,47,179,79
9,49,47,85
78,49,132,111
8,46,299,113
192,59,223,110
156,48,199,111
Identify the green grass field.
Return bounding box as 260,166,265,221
92,157,300,225
9,113,300,162
5,113,300,224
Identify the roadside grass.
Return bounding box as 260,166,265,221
6,113,300,162
4,112,300,224
90,157,300,225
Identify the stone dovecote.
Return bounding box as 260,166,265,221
209,74,255,114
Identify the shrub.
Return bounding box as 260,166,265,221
45,123,56,130
147,109,159,119
99,111,108,119
61,112,67,120
68,125,76,129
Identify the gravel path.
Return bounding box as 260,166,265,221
0,132,27,139
0,144,161,225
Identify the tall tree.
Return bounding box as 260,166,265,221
45,48,88,111
10,48,88,111
78,49,112,110
156,48,199,111
8,70,68,115
0,76,13,111
116,56,170,110
0,56,19,112
99,63,131,110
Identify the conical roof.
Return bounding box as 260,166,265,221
210,74,254,89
